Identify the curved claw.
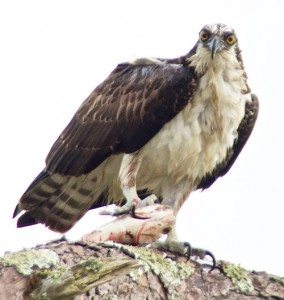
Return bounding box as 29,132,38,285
190,248,216,271
184,242,192,261
204,250,216,272
152,197,160,205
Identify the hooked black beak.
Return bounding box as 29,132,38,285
207,36,223,59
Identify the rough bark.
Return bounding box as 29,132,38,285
0,239,283,300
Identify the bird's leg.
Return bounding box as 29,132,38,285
115,152,141,215
101,152,158,216
152,179,216,271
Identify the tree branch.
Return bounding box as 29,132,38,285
0,239,283,299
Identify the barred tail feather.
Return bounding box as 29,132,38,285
15,171,101,233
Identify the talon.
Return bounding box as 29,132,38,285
184,242,192,260
130,203,137,218
191,248,216,271
153,197,160,204
204,250,216,272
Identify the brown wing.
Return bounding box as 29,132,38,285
197,93,259,190
46,62,197,176
13,60,198,232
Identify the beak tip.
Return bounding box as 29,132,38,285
208,36,222,60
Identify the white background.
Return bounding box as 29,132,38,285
0,0,283,276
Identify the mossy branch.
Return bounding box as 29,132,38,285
0,239,283,300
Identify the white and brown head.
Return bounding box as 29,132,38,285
198,23,238,59
188,24,244,76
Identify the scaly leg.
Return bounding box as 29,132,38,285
153,178,216,270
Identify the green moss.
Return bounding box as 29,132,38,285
271,275,284,285
77,258,102,272
37,265,71,287
221,261,254,292
28,255,139,299
129,267,144,282
101,242,194,288
0,249,59,276
118,243,194,300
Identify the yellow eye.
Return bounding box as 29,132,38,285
226,35,236,45
200,31,209,42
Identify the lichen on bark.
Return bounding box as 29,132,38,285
0,249,59,276
221,260,254,292
0,240,284,300
101,241,194,286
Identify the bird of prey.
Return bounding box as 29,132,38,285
14,24,258,257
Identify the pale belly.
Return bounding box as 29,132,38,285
98,74,248,202
136,93,247,194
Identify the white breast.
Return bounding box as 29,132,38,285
137,48,250,193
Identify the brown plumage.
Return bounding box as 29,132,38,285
46,62,197,175
14,24,259,238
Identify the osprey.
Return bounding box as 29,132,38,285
14,24,258,257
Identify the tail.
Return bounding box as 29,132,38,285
14,170,103,233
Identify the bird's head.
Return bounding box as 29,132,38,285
198,23,238,59
188,24,242,75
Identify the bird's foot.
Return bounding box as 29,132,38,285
153,240,216,271
100,194,159,216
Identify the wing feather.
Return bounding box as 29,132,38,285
46,63,197,175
